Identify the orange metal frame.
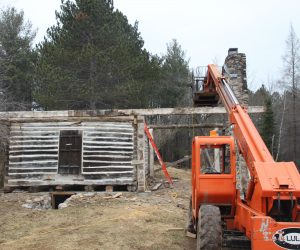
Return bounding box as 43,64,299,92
192,64,300,249
191,136,236,220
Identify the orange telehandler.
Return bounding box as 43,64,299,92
187,64,300,249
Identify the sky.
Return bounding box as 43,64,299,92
1,0,300,91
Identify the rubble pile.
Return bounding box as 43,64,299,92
21,192,125,210
22,195,51,209
58,192,123,209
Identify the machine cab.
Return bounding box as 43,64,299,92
191,135,236,218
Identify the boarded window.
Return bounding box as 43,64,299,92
58,130,82,174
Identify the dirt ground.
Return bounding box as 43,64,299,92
0,167,196,250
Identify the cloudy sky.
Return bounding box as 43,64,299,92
1,0,300,90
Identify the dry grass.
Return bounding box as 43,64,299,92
0,167,195,250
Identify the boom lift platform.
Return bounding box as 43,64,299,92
187,64,300,249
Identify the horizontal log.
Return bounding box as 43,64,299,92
9,167,57,170
84,136,132,141
11,135,58,139
10,139,59,144
167,155,191,167
83,169,134,174
7,177,134,186
83,160,131,164
10,149,58,153
81,171,134,175
9,160,58,165
83,141,133,146
124,106,264,115
10,130,59,134
83,145,133,149
10,144,59,149
148,123,224,129
7,162,58,168
9,154,58,158
11,128,133,139
10,126,134,132
8,172,57,176
16,121,133,128
82,166,133,169
5,116,136,123
83,150,133,154
83,160,132,165
9,154,58,162
0,106,265,121
8,168,57,174
83,154,132,158
84,131,133,136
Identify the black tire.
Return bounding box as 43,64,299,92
196,205,222,250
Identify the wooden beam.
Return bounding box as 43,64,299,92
0,106,265,122
148,123,224,129
126,106,264,115
137,115,146,192
148,128,154,177
7,177,135,186
1,116,135,123
166,155,191,168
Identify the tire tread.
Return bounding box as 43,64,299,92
196,205,222,250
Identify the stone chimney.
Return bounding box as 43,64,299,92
223,48,248,106
228,48,238,55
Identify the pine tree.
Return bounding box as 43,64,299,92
0,7,36,110
34,0,158,110
160,39,190,107
261,96,275,154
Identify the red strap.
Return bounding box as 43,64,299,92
144,123,173,184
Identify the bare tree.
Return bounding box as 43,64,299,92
280,24,300,165
275,91,286,161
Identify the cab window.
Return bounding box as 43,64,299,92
200,144,230,174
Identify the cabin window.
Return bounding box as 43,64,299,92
200,144,230,174
58,130,82,174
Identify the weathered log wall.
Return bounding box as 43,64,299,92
1,104,264,191
6,120,138,188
